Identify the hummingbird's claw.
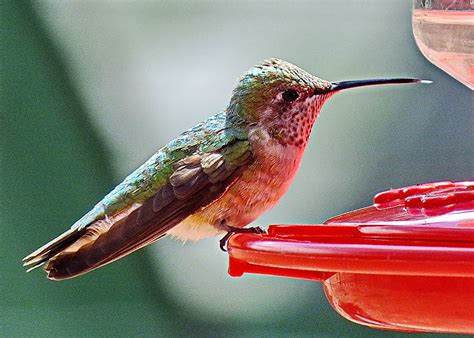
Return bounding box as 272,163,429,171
219,224,266,252
219,232,232,252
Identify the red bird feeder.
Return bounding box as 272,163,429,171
227,181,474,334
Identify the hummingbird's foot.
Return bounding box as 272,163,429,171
219,222,266,252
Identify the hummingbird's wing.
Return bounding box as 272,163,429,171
23,112,251,279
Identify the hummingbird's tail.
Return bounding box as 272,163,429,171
22,203,169,280
22,227,85,273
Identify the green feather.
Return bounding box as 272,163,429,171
71,111,248,230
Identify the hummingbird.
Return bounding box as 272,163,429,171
23,58,428,280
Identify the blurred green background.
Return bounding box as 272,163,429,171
1,0,472,337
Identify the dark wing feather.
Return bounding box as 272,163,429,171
36,143,251,280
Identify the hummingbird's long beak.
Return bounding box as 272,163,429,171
329,78,432,92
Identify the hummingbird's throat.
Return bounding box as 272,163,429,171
267,94,332,147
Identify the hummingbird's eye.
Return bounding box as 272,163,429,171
281,89,299,102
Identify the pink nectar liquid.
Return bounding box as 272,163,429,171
412,9,474,89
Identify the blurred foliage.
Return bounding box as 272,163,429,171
1,1,179,336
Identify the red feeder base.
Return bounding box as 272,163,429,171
227,181,474,334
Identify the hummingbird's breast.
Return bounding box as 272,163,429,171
167,127,305,241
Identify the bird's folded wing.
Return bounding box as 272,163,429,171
23,140,252,280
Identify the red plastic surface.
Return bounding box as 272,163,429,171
227,181,474,334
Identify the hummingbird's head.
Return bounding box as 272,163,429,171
228,58,333,147
227,58,427,148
